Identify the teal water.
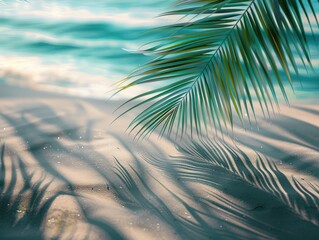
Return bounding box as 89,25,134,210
0,0,318,100
0,0,171,98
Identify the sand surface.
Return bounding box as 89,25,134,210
0,84,319,240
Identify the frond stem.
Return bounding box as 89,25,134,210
169,0,257,116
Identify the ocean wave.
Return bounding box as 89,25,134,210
0,0,318,100
0,1,172,27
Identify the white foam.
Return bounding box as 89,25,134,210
0,55,149,99
0,1,174,27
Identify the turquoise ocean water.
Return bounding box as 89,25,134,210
0,0,318,101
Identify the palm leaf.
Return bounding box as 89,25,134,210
116,0,318,138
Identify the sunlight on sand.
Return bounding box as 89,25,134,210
0,85,318,239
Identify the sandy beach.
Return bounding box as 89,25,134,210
0,84,318,240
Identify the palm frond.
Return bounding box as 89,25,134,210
117,0,319,138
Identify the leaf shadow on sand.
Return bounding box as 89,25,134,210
110,133,251,240
1,100,318,240
232,111,319,178
0,104,127,240
0,144,65,239
142,138,319,240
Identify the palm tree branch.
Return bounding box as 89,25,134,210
117,0,318,138
166,0,257,121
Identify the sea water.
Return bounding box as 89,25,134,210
0,0,318,100
0,0,171,98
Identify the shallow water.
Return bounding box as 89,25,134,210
0,0,318,101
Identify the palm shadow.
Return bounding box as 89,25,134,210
0,144,63,239
0,103,127,240
140,137,319,240
2,97,318,239
180,139,319,218
110,133,257,239
232,109,319,178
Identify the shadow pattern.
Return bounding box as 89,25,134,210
0,102,129,240
175,139,319,224
0,144,61,239
141,137,319,240
1,97,318,240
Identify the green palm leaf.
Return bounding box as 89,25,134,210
116,0,318,138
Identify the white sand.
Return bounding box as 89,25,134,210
0,84,318,240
